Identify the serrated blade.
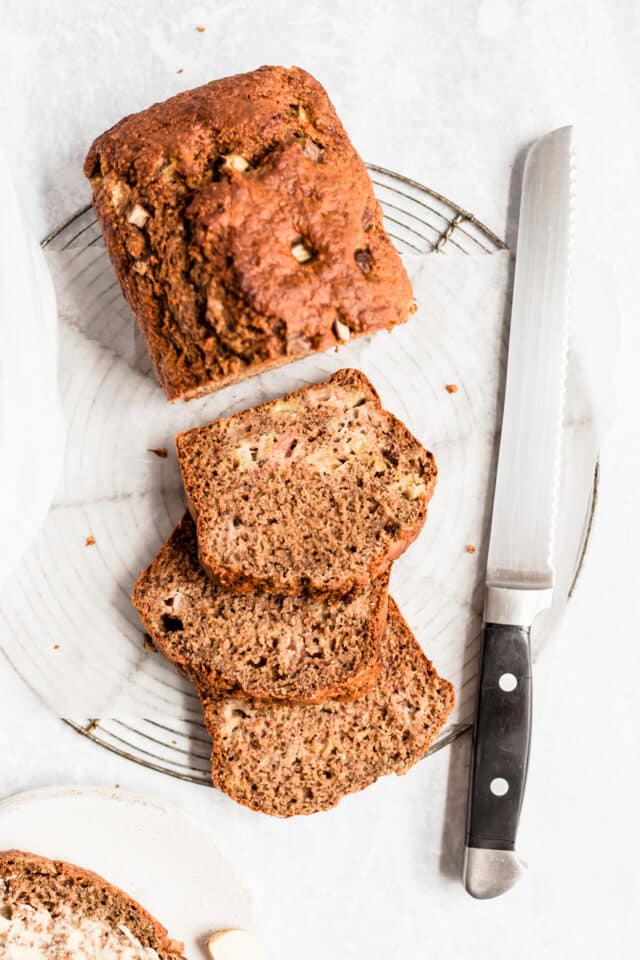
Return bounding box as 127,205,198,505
486,127,573,595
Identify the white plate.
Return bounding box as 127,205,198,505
0,785,254,958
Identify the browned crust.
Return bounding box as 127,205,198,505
163,325,384,403
0,850,185,958
132,515,389,704
177,368,436,599
84,65,414,402
200,599,455,817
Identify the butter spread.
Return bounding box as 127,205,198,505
0,902,160,960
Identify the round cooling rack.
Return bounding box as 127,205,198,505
0,164,595,787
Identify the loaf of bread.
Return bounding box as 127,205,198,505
84,65,414,401
176,368,436,598
0,850,184,959
132,513,388,704
200,599,454,816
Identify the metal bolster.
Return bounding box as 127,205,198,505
463,847,527,899
484,585,554,627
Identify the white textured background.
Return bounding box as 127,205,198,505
1,1,638,957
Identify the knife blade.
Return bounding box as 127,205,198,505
463,126,574,899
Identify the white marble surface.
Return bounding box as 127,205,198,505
1,1,639,957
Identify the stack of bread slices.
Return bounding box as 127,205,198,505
133,369,454,816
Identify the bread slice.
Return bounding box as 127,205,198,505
0,850,184,959
132,514,388,703
176,369,436,597
200,599,454,816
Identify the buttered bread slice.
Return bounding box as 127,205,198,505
0,850,184,960
176,369,436,597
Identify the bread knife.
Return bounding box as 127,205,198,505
463,127,574,899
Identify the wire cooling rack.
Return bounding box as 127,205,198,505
35,166,590,786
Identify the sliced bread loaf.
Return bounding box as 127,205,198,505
0,850,184,960
200,599,454,816
176,368,436,597
132,514,388,704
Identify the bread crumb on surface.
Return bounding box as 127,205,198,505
177,68,183,73
465,544,476,554
53,644,60,650
196,25,206,32
149,447,168,458
85,535,96,546
445,383,458,394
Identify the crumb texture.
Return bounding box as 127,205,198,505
202,599,454,816
176,369,437,597
132,514,388,703
85,65,414,401
0,851,184,960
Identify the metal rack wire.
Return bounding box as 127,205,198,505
42,165,509,785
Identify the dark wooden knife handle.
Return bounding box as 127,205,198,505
466,623,532,851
